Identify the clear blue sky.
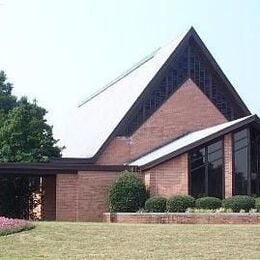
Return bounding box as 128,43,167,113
0,0,259,142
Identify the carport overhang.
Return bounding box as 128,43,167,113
0,159,139,175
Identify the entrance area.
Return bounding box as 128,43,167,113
0,173,56,221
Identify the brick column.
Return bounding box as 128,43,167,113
224,134,233,198
42,175,56,220
56,173,78,221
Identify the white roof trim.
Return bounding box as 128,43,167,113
129,115,254,167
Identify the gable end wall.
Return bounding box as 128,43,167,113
97,79,227,164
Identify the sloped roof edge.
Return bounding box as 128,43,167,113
129,115,259,170
190,27,251,115
61,27,251,158
62,28,190,158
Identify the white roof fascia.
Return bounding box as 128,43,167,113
129,115,254,167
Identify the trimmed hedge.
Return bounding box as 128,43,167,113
195,197,222,210
255,198,260,212
222,195,255,212
145,197,167,212
108,171,147,212
167,195,195,212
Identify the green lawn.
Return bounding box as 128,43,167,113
1,222,260,259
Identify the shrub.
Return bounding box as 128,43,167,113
0,217,35,236
255,198,260,212
108,171,147,212
195,197,222,210
167,195,195,212
222,195,255,213
145,197,167,212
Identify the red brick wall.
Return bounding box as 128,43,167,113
144,153,188,197
97,79,227,164
104,213,260,224
224,133,233,198
55,171,120,221
77,171,120,221
42,175,56,221
97,137,131,165
56,173,79,221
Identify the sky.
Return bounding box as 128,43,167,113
0,0,259,150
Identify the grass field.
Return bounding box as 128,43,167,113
0,222,260,259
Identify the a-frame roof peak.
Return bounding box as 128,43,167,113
61,28,250,158
78,27,192,108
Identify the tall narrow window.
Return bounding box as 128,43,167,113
233,129,249,195
233,128,260,196
190,148,206,198
190,140,223,198
250,129,260,196
208,141,224,198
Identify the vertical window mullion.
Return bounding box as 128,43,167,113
205,146,209,196
258,138,260,195
222,141,225,198
247,128,251,195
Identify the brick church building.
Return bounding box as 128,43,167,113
1,27,260,221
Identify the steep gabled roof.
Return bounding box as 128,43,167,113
129,115,259,169
62,30,187,157
61,27,250,158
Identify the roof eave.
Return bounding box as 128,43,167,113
0,161,138,175
139,115,258,170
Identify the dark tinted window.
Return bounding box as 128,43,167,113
190,139,223,198
208,140,222,154
191,166,206,198
234,129,249,195
250,129,260,196
208,159,223,198
234,129,248,142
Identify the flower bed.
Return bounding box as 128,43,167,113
0,217,35,236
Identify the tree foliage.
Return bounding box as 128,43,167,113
0,97,61,162
0,71,62,219
0,71,16,125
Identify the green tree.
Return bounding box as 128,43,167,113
0,71,62,219
0,71,17,124
0,97,61,162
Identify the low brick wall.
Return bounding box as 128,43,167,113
104,213,260,224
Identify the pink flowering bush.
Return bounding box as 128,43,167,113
0,216,35,236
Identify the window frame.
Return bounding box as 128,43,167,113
232,127,251,195
188,138,224,198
